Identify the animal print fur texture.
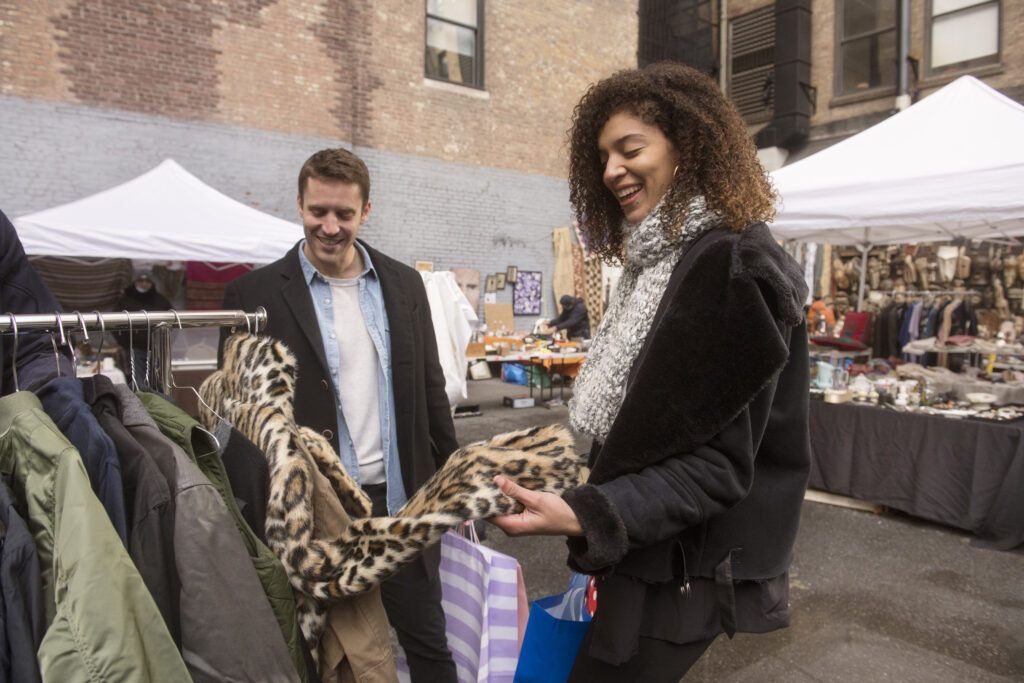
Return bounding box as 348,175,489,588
199,333,582,664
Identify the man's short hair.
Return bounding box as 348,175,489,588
298,148,371,206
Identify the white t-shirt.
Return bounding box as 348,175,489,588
324,275,385,485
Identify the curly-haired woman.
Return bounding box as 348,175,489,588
490,62,811,680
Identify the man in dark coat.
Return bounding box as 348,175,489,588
0,208,76,394
544,294,591,339
219,148,459,682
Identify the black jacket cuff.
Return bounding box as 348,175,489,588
563,484,629,573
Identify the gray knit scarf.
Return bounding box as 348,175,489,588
569,195,720,440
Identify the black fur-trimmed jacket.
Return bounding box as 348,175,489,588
562,222,811,662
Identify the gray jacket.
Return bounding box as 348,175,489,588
112,385,300,683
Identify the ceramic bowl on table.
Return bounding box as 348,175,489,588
966,392,998,411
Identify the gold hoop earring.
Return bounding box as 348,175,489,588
672,164,679,178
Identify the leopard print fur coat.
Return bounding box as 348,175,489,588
199,333,583,666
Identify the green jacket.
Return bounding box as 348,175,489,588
0,391,189,681
139,392,309,683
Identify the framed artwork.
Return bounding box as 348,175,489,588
506,265,518,283
485,274,498,293
495,273,507,290
414,260,434,272
451,267,481,311
513,270,542,315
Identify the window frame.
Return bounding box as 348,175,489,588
424,0,485,90
833,0,899,98
924,0,1001,77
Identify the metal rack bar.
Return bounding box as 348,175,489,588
0,308,266,394
874,289,978,296
0,309,266,333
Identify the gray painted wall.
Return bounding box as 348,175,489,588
0,94,571,324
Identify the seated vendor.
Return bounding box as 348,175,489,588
541,294,591,339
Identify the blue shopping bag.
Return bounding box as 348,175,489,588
513,574,593,683
501,362,528,385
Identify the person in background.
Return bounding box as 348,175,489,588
220,148,459,682
1,208,76,395
542,294,591,339
489,62,811,681
114,269,171,386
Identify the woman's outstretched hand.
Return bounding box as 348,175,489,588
488,475,584,537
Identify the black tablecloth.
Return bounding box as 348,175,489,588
809,400,1024,550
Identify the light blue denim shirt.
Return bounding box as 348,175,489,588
297,240,406,514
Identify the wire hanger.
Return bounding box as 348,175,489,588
141,309,152,390
51,312,66,378
168,310,226,428
91,311,105,376
6,313,19,392
66,311,83,364
123,310,138,391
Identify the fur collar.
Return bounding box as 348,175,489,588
588,222,807,485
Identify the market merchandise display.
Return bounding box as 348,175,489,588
810,356,1024,422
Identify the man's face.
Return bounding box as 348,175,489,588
134,277,153,292
298,176,370,278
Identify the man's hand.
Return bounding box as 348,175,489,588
488,475,584,537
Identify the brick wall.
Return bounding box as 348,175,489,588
807,0,1024,128
0,0,640,326
1,0,638,177
729,0,1022,142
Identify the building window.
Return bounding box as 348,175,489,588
638,0,718,77
927,0,999,75
425,0,483,88
835,0,898,96
729,6,775,124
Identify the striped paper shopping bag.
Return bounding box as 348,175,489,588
398,525,527,683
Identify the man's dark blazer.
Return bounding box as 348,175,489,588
219,240,459,498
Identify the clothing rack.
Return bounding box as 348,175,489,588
875,289,978,296
0,308,266,393
874,289,979,300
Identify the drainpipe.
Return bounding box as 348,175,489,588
895,0,912,110
720,0,728,92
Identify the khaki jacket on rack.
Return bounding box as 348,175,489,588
311,445,397,683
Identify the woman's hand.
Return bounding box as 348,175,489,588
487,475,584,537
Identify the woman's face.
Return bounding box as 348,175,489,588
598,111,679,224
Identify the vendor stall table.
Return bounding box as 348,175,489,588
808,343,873,363
481,351,587,403
808,400,1024,550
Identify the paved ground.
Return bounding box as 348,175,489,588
454,376,1024,682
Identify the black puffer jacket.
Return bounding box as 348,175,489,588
0,209,76,394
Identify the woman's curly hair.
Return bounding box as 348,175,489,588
568,62,776,262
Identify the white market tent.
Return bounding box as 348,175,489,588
14,159,302,263
768,75,1024,248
